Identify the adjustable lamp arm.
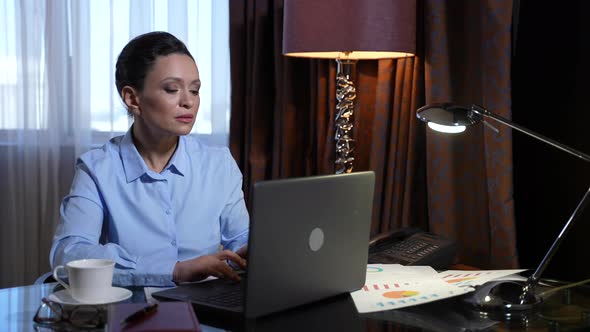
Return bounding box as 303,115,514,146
416,102,590,311
525,186,590,288
471,104,590,163
469,104,590,294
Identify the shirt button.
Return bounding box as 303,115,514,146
171,240,177,246
165,209,171,215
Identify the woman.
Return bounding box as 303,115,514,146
50,31,248,286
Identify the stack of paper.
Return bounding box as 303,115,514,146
350,264,525,313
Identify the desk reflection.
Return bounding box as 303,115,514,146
2,281,590,332
0,283,141,332
243,293,363,332
361,298,497,332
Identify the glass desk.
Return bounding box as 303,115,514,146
1,280,590,331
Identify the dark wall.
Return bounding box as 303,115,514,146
513,1,590,281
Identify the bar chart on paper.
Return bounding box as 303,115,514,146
439,269,527,288
362,281,424,297
351,278,471,313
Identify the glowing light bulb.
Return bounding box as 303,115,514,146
427,122,466,133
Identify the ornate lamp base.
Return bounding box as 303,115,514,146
335,59,357,174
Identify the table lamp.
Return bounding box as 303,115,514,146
282,0,416,174
416,103,590,313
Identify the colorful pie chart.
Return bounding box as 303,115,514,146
382,290,419,299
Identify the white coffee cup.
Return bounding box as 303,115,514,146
52,259,115,303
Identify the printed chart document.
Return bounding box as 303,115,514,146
439,269,527,288
351,264,526,313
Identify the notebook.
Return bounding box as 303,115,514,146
107,302,201,332
153,171,375,319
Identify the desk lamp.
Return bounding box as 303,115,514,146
416,103,590,312
283,0,415,174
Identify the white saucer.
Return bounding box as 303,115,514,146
47,287,132,305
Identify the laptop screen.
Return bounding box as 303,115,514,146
244,171,375,317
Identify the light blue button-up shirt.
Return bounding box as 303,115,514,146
50,129,249,286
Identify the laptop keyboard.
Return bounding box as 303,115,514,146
186,274,247,308
193,288,243,307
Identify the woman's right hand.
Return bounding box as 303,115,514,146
173,250,247,283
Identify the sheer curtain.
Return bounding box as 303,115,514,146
0,0,230,288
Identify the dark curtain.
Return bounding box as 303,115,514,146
229,0,518,267
423,0,518,269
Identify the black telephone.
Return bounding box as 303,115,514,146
368,228,457,270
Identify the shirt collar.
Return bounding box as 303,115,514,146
120,129,187,183
167,136,187,176
120,129,146,183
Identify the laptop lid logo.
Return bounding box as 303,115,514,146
309,227,324,251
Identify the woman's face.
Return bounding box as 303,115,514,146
135,53,200,137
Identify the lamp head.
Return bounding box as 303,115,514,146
416,103,483,134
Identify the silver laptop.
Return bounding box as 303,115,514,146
153,171,375,319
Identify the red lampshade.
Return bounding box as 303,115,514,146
282,0,416,59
